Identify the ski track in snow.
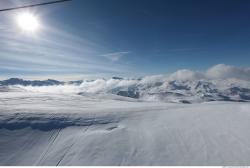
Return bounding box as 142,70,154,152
0,91,250,165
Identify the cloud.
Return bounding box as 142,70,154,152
206,64,250,80
168,64,250,81
169,69,204,81
19,84,80,94
139,75,166,84
101,51,130,62
11,64,250,96
0,22,132,78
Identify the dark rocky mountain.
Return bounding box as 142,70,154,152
0,78,64,86
112,77,124,80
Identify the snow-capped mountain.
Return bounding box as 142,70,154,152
1,77,250,103
75,77,250,103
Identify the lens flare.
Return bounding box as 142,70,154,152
17,12,40,32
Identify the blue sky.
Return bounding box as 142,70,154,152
0,0,250,80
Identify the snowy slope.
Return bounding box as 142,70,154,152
1,90,250,165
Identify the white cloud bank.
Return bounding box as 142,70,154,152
170,69,204,81
206,64,250,80
170,64,250,81
16,64,250,94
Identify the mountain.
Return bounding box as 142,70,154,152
0,78,64,86
1,77,250,103
112,77,124,80
103,79,250,103
67,80,83,85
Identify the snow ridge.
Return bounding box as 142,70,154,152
0,112,123,131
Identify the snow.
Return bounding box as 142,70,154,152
1,89,250,165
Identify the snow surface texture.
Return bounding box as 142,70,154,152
1,90,250,166
1,64,250,165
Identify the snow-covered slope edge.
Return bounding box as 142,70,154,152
0,97,250,165
1,64,250,165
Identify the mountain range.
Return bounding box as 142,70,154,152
1,77,250,103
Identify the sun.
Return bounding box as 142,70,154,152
16,12,40,32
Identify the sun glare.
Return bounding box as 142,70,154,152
17,12,40,32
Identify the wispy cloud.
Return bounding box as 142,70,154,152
0,14,134,79
101,51,130,62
